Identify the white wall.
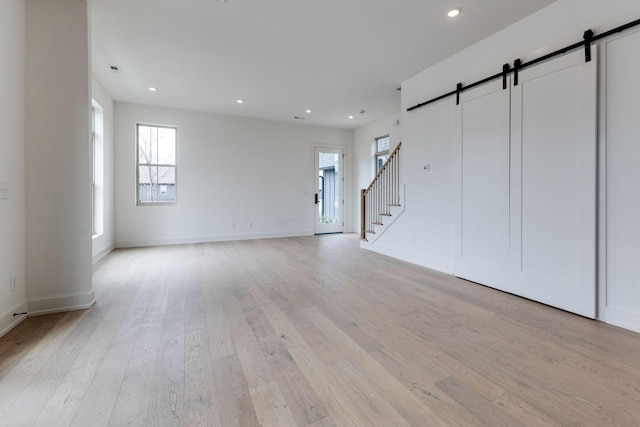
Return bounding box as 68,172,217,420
353,112,401,233
114,103,354,247
92,77,115,263
25,0,94,314
370,0,640,331
0,0,26,337
367,100,455,272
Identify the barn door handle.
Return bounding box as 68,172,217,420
315,193,319,204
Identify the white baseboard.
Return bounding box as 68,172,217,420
598,309,640,334
360,241,454,274
27,289,96,316
93,244,114,264
0,301,28,339
115,230,314,249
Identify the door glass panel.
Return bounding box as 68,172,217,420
318,151,340,225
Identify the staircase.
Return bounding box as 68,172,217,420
360,143,404,243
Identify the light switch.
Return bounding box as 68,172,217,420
0,183,8,200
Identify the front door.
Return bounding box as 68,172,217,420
314,147,343,234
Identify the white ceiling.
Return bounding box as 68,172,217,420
90,0,557,129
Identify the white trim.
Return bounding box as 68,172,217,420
92,244,114,264
360,240,454,274
599,312,640,335
115,230,314,249
136,123,178,206
0,302,29,339
27,290,96,315
314,146,344,235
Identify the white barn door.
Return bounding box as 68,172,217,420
454,80,511,290
510,49,597,318
599,29,640,331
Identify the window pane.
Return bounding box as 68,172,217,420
158,127,176,165
138,165,158,203
157,166,176,202
151,126,159,164
377,136,389,152
377,154,390,171
138,125,156,164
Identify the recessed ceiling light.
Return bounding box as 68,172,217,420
448,8,461,18
348,115,354,119
236,99,244,104
148,87,157,92
305,109,312,114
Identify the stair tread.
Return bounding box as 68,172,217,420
366,230,376,234
388,204,401,207
372,222,383,225
380,213,392,217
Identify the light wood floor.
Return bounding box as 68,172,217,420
2,234,640,426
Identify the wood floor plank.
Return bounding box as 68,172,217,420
183,250,224,427
2,234,640,426
71,254,169,427
0,311,84,417
364,304,507,402
241,294,329,426
107,275,169,426
253,288,373,426
211,354,260,427
327,359,412,427
223,293,275,390
304,416,337,427
303,306,447,427
435,376,525,427
492,392,559,427
2,251,151,426
369,348,482,427
0,312,66,374
145,248,187,427
184,327,223,427
249,381,298,427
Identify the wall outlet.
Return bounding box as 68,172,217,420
422,164,430,172
248,222,253,229
10,277,16,293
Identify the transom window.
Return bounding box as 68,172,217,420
136,124,177,205
375,135,390,172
